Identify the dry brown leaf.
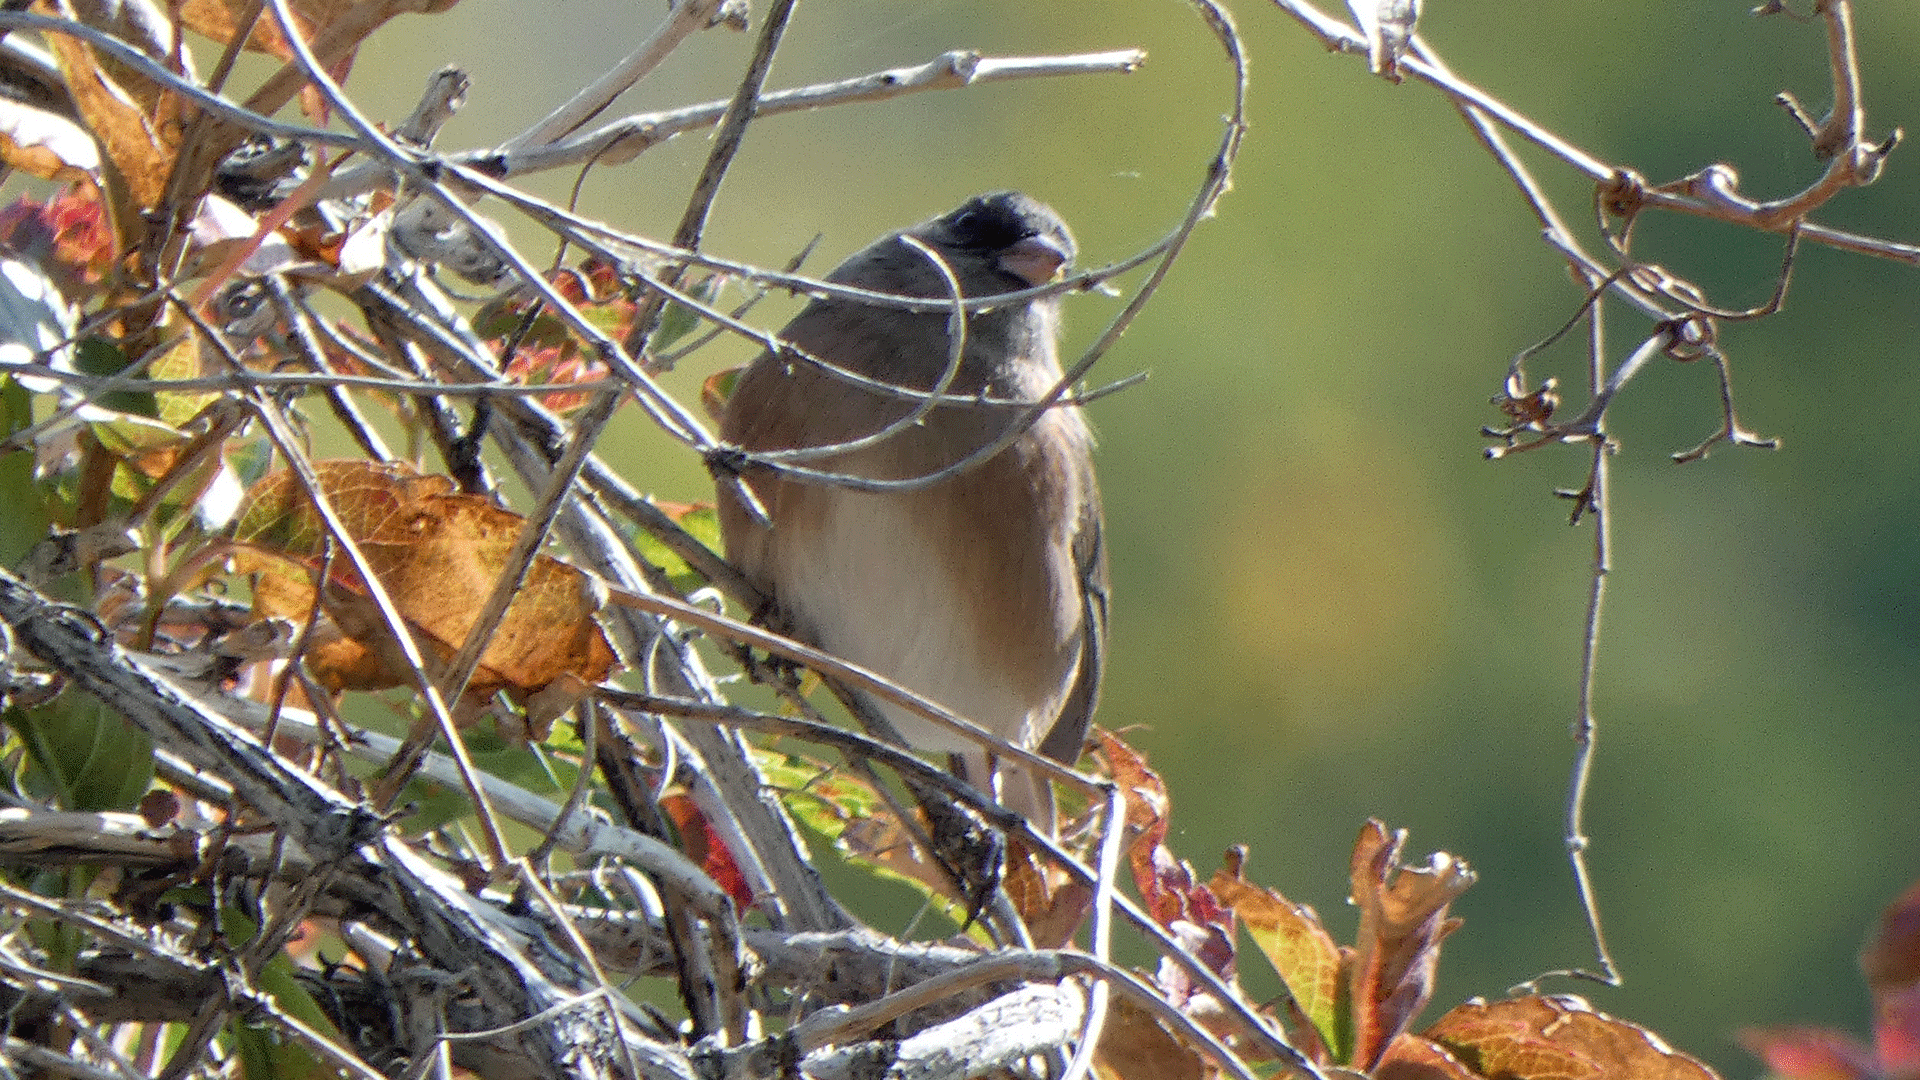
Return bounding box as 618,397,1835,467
244,560,390,691
62,0,187,117
181,0,463,60
837,813,956,900
230,459,615,701
1003,840,1092,948
1097,730,1238,1011
1422,995,1722,1080
0,97,98,183
1374,1034,1482,1080
1100,730,1176,922
227,0,467,120
1348,820,1475,1071
34,1,184,218
1092,993,1214,1080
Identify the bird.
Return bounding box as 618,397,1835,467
715,191,1107,835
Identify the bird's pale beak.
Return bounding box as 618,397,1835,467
997,234,1072,288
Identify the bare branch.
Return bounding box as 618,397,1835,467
489,48,1150,177
501,0,749,151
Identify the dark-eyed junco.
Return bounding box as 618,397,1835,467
716,192,1107,834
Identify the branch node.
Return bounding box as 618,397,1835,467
711,0,751,31
1773,90,1821,141
1853,125,1902,185
1751,0,1814,20
1596,169,1649,220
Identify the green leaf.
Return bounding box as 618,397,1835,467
654,277,714,351
0,378,53,566
74,336,155,417
5,694,154,812
147,330,217,429
474,304,572,349
78,403,191,456
1210,868,1352,1062
383,721,585,835
757,748,887,835
0,373,29,432
228,435,274,488
465,721,581,794
631,504,723,593
221,910,341,1080
753,746,976,928
73,401,192,503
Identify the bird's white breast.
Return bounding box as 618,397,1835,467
773,486,1046,756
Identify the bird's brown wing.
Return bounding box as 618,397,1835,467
1036,478,1107,765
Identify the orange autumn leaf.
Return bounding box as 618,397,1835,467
231,459,614,700
191,0,467,121
1374,1033,1481,1080
1091,993,1211,1080
702,366,742,424
1348,820,1475,1071
180,0,464,61
36,19,180,218
1421,995,1722,1080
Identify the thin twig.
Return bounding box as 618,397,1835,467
255,0,716,454
317,48,1148,198
0,12,365,148
741,233,972,467
500,0,745,151
1267,0,1919,262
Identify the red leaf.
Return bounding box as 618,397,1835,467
661,793,753,911
1738,1026,1878,1080
1864,880,1920,1075
1873,983,1920,1077
1347,820,1475,1070
1098,731,1237,1001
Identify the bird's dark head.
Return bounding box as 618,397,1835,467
917,192,1076,289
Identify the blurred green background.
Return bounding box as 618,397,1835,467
345,1,1920,1073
